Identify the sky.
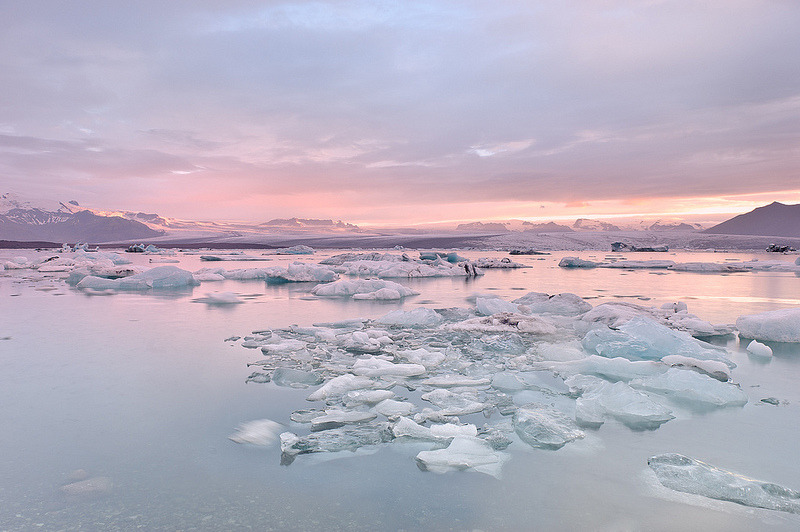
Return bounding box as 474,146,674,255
1,0,799,226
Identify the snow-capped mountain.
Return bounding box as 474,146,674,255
0,192,163,243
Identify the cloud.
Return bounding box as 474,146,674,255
1,1,799,222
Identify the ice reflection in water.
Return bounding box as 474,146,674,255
0,249,799,530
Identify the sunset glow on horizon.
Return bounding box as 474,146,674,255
1,1,798,227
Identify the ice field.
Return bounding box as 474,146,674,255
2,247,800,530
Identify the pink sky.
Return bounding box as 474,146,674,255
1,1,799,226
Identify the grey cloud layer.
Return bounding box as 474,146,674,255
1,1,798,217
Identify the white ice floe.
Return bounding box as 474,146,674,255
395,347,446,368
373,399,416,418
660,355,731,381
415,436,510,478
375,308,443,328
311,279,418,299
307,375,376,402
582,301,733,337
736,308,800,343
351,356,426,378
421,389,486,416
229,419,283,446
648,453,800,514
449,312,558,335
630,368,747,407
393,417,478,440
310,410,377,431
746,339,773,358
512,292,592,316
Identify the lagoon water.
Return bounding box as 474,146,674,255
2,248,800,531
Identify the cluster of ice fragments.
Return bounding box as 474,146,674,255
232,293,754,478
560,256,800,273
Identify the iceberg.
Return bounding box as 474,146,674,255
76,265,200,291
582,316,733,367
311,279,418,299
736,308,800,343
558,257,598,268
566,375,674,430
271,368,323,388
272,245,315,255
373,399,416,418
746,339,773,358
630,368,747,407
512,292,592,316
196,292,242,305
415,436,510,478
513,403,584,449
648,453,800,514
396,347,446,368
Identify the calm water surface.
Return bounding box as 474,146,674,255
1,249,799,531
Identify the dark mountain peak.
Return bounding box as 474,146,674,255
704,202,800,238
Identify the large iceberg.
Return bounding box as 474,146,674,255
648,453,800,514
630,368,747,407
76,265,199,291
512,292,592,316
736,308,800,343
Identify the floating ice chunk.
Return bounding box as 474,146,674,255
272,368,323,388
312,279,418,298
352,288,406,300
536,355,667,383
125,266,200,290
415,436,510,478
396,348,446,368
375,308,443,328
193,271,226,281
583,316,733,367
472,257,528,268
272,245,315,255
746,339,773,358
310,410,378,431
566,375,674,430
631,368,747,407
392,417,477,440
197,292,242,305
352,356,426,378
431,423,478,439
149,257,179,263
537,342,587,362
513,292,592,316
373,399,416,418
648,453,800,514
421,376,491,388
491,371,569,395
449,313,558,335
736,308,800,343
320,252,406,265
266,262,338,283
307,374,376,401
343,389,395,406
582,302,733,337
393,417,435,439
260,339,307,355
661,355,731,381
558,257,597,268
475,296,521,316
600,260,676,269
421,389,486,416
338,259,478,278
280,422,394,460
229,419,282,445
661,301,689,313
200,254,269,261
513,403,584,450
